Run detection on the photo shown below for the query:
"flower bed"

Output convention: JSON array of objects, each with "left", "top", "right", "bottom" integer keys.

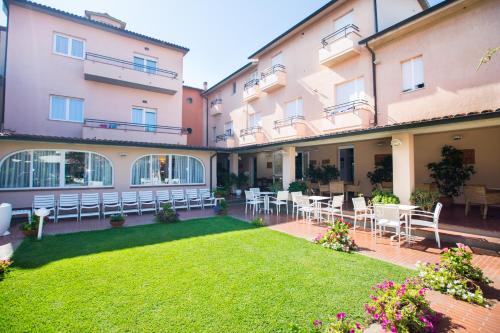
[
  {"left": 313, "top": 219, "right": 357, "bottom": 252},
  {"left": 0, "top": 259, "right": 12, "bottom": 280}
]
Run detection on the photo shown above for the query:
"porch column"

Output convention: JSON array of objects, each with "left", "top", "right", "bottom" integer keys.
[
  {"left": 229, "top": 153, "right": 239, "bottom": 176},
  {"left": 391, "top": 133, "right": 415, "bottom": 204},
  {"left": 282, "top": 146, "right": 296, "bottom": 190}
]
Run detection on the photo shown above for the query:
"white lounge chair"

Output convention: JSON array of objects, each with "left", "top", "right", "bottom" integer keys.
[
  {"left": 122, "top": 192, "right": 139, "bottom": 215},
  {"left": 352, "top": 197, "right": 374, "bottom": 232},
  {"left": 102, "top": 192, "right": 121, "bottom": 217},
  {"left": 270, "top": 191, "right": 289, "bottom": 215},
  {"left": 199, "top": 189, "right": 216, "bottom": 208},
  {"left": 32, "top": 195, "right": 56, "bottom": 221},
  {"left": 186, "top": 189, "right": 202, "bottom": 210},
  {"left": 56, "top": 193, "right": 80, "bottom": 222},
  {"left": 245, "top": 190, "right": 263, "bottom": 215},
  {"left": 409, "top": 202, "right": 443, "bottom": 248},
  {"left": 156, "top": 190, "right": 172, "bottom": 209},
  {"left": 171, "top": 189, "right": 188, "bottom": 210},
  {"left": 80, "top": 193, "right": 100, "bottom": 220},
  {"left": 139, "top": 191, "right": 157, "bottom": 214}
]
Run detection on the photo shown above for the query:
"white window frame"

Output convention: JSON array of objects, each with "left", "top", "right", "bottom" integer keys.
[
  {"left": 49, "top": 95, "right": 84, "bottom": 123},
  {"left": 131, "top": 107, "right": 157, "bottom": 131},
  {"left": 224, "top": 121, "right": 233, "bottom": 136},
  {"left": 130, "top": 154, "right": 205, "bottom": 186},
  {"left": 53, "top": 33, "right": 85, "bottom": 59},
  {"left": 0, "top": 149, "right": 114, "bottom": 190},
  {"left": 401, "top": 55, "right": 425, "bottom": 93},
  {"left": 335, "top": 77, "right": 365, "bottom": 105},
  {"left": 133, "top": 53, "right": 158, "bottom": 73},
  {"left": 271, "top": 52, "right": 283, "bottom": 66},
  {"left": 284, "top": 98, "right": 304, "bottom": 119},
  {"left": 248, "top": 112, "right": 262, "bottom": 128}
]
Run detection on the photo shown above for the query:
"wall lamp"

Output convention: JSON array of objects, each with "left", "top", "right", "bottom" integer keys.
[{"left": 390, "top": 139, "right": 402, "bottom": 147}]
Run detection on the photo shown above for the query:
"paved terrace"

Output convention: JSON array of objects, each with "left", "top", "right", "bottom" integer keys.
[{"left": 1, "top": 204, "right": 499, "bottom": 332}]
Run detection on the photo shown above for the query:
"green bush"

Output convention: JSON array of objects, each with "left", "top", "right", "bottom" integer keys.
[
  {"left": 371, "top": 190, "right": 400, "bottom": 205},
  {"left": 109, "top": 214, "right": 125, "bottom": 222},
  {"left": 410, "top": 190, "right": 440, "bottom": 211},
  {"left": 0, "top": 259, "right": 13, "bottom": 280},
  {"left": 269, "top": 180, "right": 283, "bottom": 193},
  {"left": 288, "top": 181, "right": 307, "bottom": 194},
  {"left": 367, "top": 155, "right": 393, "bottom": 186},
  {"left": 214, "top": 199, "right": 228, "bottom": 215},
  {"left": 250, "top": 217, "right": 265, "bottom": 227},
  {"left": 155, "top": 203, "right": 179, "bottom": 223}
]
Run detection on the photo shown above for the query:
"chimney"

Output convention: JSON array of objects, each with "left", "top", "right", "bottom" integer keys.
[
  {"left": 203, "top": 82, "right": 208, "bottom": 91},
  {"left": 85, "top": 11, "right": 126, "bottom": 29}
]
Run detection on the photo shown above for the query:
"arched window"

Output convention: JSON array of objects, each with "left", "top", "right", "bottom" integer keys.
[
  {"left": 131, "top": 154, "right": 204, "bottom": 185},
  {"left": 0, "top": 150, "right": 113, "bottom": 189}
]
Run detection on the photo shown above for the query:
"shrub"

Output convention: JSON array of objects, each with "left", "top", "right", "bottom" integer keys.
[
  {"left": 313, "top": 219, "right": 357, "bottom": 253},
  {"left": 214, "top": 199, "right": 228, "bottom": 215},
  {"left": 0, "top": 259, "right": 13, "bottom": 280},
  {"left": 288, "top": 181, "right": 307, "bottom": 194},
  {"left": 365, "top": 279, "right": 439, "bottom": 333},
  {"left": 269, "top": 180, "right": 283, "bottom": 193},
  {"left": 410, "top": 190, "right": 440, "bottom": 211},
  {"left": 367, "top": 155, "right": 393, "bottom": 186},
  {"left": 155, "top": 203, "right": 179, "bottom": 223},
  {"left": 371, "top": 190, "right": 400, "bottom": 205},
  {"left": 214, "top": 187, "right": 230, "bottom": 198},
  {"left": 250, "top": 217, "right": 264, "bottom": 227},
  {"left": 110, "top": 214, "right": 125, "bottom": 222},
  {"left": 306, "top": 165, "right": 339, "bottom": 184}
]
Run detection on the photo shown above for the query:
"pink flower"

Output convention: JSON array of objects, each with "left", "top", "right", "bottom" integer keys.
[
  {"left": 336, "top": 312, "right": 346, "bottom": 321},
  {"left": 441, "top": 247, "right": 449, "bottom": 253},
  {"left": 419, "top": 288, "right": 428, "bottom": 296},
  {"left": 313, "top": 319, "right": 322, "bottom": 327},
  {"left": 456, "top": 243, "right": 465, "bottom": 249},
  {"left": 355, "top": 323, "right": 361, "bottom": 329},
  {"left": 390, "top": 326, "right": 397, "bottom": 333}
]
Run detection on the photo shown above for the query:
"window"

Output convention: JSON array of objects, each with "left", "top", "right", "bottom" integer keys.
[
  {"left": 334, "top": 11, "right": 354, "bottom": 31},
  {"left": 402, "top": 56, "right": 424, "bottom": 92},
  {"left": 284, "top": 98, "right": 304, "bottom": 119},
  {"left": 53, "top": 33, "right": 85, "bottom": 59},
  {"left": 248, "top": 113, "right": 261, "bottom": 128},
  {"left": 272, "top": 53, "right": 283, "bottom": 66},
  {"left": 131, "top": 154, "right": 204, "bottom": 185},
  {"left": 335, "top": 77, "right": 365, "bottom": 104},
  {"left": 232, "top": 82, "right": 237, "bottom": 94},
  {"left": 186, "top": 97, "right": 193, "bottom": 104},
  {"left": 133, "top": 55, "right": 157, "bottom": 74},
  {"left": 50, "top": 95, "right": 84, "bottom": 122},
  {"left": 132, "top": 107, "right": 157, "bottom": 132},
  {"left": 224, "top": 121, "right": 233, "bottom": 136},
  {"left": 0, "top": 150, "right": 112, "bottom": 189}
]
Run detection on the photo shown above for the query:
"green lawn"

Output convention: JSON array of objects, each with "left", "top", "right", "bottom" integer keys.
[{"left": 0, "top": 217, "right": 410, "bottom": 332}]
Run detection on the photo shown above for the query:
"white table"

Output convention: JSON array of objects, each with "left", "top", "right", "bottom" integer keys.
[
  {"left": 259, "top": 192, "right": 275, "bottom": 214},
  {"left": 397, "top": 204, "right": 419, "bottom": 242},
  {"left": 308, "top": 196, "right": 330, "bottom": 221}
]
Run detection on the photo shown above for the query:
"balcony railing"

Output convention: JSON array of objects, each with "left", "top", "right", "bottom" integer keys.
[
  {"left": 274, "top": 115, "right": 305, "bottom": 129},
  {"left": 260, "top": 64, "right": 286, "bottom": 79},
  {"left": 240, "top": 126, "right": 262, "bottom": 136},
  {"left": 84, "top": 118, "right": 191, "bottom": 135},
  {"left": 85, "top": 52, "right": 178, "bottom": 79},
  {"left": 210, "top": 98, "right": 222, "bottom": 107},
  {"left": 243, "top": 78, "right": 259, "bottom": 91},
  {"left": 321, "top": 24, "right": 360, "bottom": 46},
  {"left": 215, "top": 129, "right": 234, "bottom": 142},
  {"left": 324, "top": 99, "right": 370, "bottom": 116}
]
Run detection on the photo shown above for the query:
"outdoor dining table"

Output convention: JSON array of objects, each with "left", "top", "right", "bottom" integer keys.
[
  {"left": 308, "top": 195, "right": 330, "bottom": 221},
  {"left": 259, "top": 191, "right": 275, "bottom": 214},
  {"left": 396, "top": 204, "right": 419, "bottom": 242}
]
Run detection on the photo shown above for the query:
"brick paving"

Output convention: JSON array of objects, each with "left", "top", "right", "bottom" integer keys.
[{"left": 1, "top": 204, "right": 499, "bottom": 332}]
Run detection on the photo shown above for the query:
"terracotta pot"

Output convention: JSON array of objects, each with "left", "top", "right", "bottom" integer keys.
[
  {"left": 109, "top": 220, "right": 125, "bottom": 228},
  {"left": 22, "top": 229, "right": 37, "bottom": 237},
  {"left": 440, "top": 196, "right": 454, "bottom": 207}
]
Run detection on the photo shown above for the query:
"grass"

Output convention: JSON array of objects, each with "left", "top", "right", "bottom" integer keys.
[{"left": 0, "top": 217, "right": 410, "bottom": 332}]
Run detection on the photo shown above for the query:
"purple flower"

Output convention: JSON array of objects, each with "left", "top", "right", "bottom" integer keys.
[
  {"left": 336, "top": 312, "right": 346, "bottom": 321},
  {"left": 390, "top": 326, "right": 397, "bottom": 333},
  {"left": 373, "top": 314, "right": 379, "bottom": 320},
  {"left": 355, "top": 323, "right": 361, "bottom": 329},
  {"left": 313, "top": 319, "right": 322, "bottom": 327}
]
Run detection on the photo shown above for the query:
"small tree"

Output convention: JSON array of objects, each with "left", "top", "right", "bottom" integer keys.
[
  {"left": 427, "top": 145, "right": 475, "bottom": 198},
  {"left": 367, "top": 155, "right": 393, "bottom": 186}
]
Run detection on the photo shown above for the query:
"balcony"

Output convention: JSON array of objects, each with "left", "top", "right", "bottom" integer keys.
[
  {"left": 323, "top": 99, "right": 373, "bottom": 132},
  {"left": 210, "top": 99, "right": 223, "bottom": 116},
  {"left": 242, "top": 79, "right": 260, "bottom": 102},
  {"left": 260, "top": 64, "right": 286, "bottom": 93},
  {"left": 318, "top": 25, "right": 361, "bottom": 67},
  {"left": 215, "top": 130, "right": 235, "bottom": 147},
  {"left": 273, "top": 115, "right": 307, "bottom": 138},
  {"left": 84, "top": 52, "right": 179, "bottom": 94},
  {"left": 240, "top": 126, "right": 265, "bottom": 145},
  {"left": 82, "top": 118, "right": 190, "bottom": 144}
]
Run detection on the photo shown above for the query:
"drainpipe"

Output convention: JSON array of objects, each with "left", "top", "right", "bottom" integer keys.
[
  {"left": 373, "top": 0, "right": 379, "bottom": 33},
  {"left": 209, "top": 153, "right": 217, "bottom": 190},
  {"left": 203, "top": 81, "right": 208, "bottom": 146},
  {"left": 365, "top": 42, "right": 378, "bottom": 127}
]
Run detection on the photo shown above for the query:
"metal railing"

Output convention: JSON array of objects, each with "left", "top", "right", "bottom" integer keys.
[
  {"left": 85, "top": 52, "right": 178, "bottom": 79},
  {"left": 240, "top": 126, "right": 262, "bottom": 136},
  {"left": 321, "top": 24, "right": 360, "bottom": 46},
  {"left": 84, "top": 118, "right": 191, "bottom": 135},
  {"left": 260, "top": 64, "right": 286, "bottom": 79},
  {"left": 210, "top": 98, "right": 222, "bottom": 107},
  {"left": 243, "top": 78, "right": 259, "bottom": 91},
  {"left": 274, "top": 115, "right": 305, "bottom": 128},
  {"left": 324, "top": 99, "right": 370, "bottom": 116},
  {"left": 215, "top": 129, "right": 234, "bottom": 142}
]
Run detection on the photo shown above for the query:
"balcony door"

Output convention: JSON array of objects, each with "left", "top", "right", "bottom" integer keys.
[
  {"left": 335, "top": 78, "right": 364, "bottom": 106},
  {"left": 338, "top": 146, "right": 354, "bottom": 183},
  {"left": 248, "top": 112, "right": 261, "bottom": 129},
  {"left": 132, "top": 107, "right": 157, "bottom": 132}
]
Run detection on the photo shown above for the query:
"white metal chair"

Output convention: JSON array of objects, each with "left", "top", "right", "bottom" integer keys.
[
  {"left": 199, "top": 189, "right": 216, "bottom": 208},
  {"left": 156, "top": 190, "right": 172, "bottom": 209},
  {"left": 56, "top": 194, "right": 80, "bottom": 222},
  {"left": 409, "top": 202, "right": 443, "bottom": 248},
  {"left": 122, "top": 192, "right": 139, "bottom": 215},
  {"left": 80, "top": 193, "right": 101, "bottom": 220},
  {"left": 186, "top": 189, "right": 202, "bottom": 209},
  {"left": 171, "top": 189, "right": 188, "bottom": 210},
  {"left": 139, "top": 191, "right": 157, "bottom": 214},
  {"left": 32, "top": 195, "right": 56, "bottom": 221},
  {"left": 245, "top": 190, "right": 263, "bottom": 215},
  {"left": 249, "top": 187, "right": 261, "bottom": 199},
  {"left": 352, "top": 197, "right": 374, "bottom": 232},
  {"left": 290, "top": 191, "right": 303, "bottom": 216},
  {"left": 270, "top": 191, "right": 289, "bottom": 215},
  {"left": 102, "top": 192, "right": 121, "bottom": 217},
  {"left": 320, "top": 195, "right": 344, "bottom": 221},
  {"left": 374, "top": 204, "right": 405, "bottom": 245},
  {"left": 296, "top": 196, "right": 315, "bottom": 222}
]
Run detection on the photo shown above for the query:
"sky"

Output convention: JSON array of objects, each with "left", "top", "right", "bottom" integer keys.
[{"left": 35, "top": 0, "right": 443, "bottom": 88}]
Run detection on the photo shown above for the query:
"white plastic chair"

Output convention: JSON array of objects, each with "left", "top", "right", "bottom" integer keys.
[
  {"left": 32, "top": 195, "right": 56, "bottom": 221},
  {"left": 171, "top": 189, "right": 188, "bottom": 210},
  {"left": 374, "top": 204, "right": 405, "bottom": 245},
  {"left": 270, "top": 191, "right": 289, "bottom": 215},
  {"left": 296, "top": 196, "right": 315, "bottom": 222},
  {"left": 352, "top": 197, "right": 374, "bottom": 232},
  {"left": 290, "top": 191, "right": 303, "bottom": 216},
  {"left": 409, "top": 202, "right": 443, "bottom": 248},
  {"left": 102, "top": 192, "right": 121, "bottom": 217},
  {"left": 139, "top": 191, "right": 157, "bottom": 214},
  {"left": 250, "top": 187, "right": 261, "bottom": 199},
  {"left": 156, "top": 190, "right": 172, "bottom": 209},
  {"left": 80, "top": 193, "right": 100, "bottom": 220},
  {"left": 320, "top": 195, "right": 344, "bottom": 221},
  {"left": 186, "top": 189, "right": 202, "bottom": 209},
  {"left": 199, "top": 189, "right": 216, "bottom": 208},
  {"left": 56, "top": 194, "right": 80, "bottom": 222},
  {"left": 245, "top": 190, "right": 263, "bottom": 215},
  {"left": 122, "top": 192, "right": 139, "bottom": 215}
]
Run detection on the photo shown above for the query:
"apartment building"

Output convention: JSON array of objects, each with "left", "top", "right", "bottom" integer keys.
[
  {"left": 0, "top": 0, "right": 215, "bottom": 208},
  {"left": 182, "top": 85, "right": 205, "bottom": 146},
  {"left": 204, "top": 0, "right": 500, "bottom": 203}
]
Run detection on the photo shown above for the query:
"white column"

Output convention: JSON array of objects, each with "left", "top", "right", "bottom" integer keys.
[
  {"left": 391, "top": 133, "right": 415, "bottom": 204},
  {"left": 282, "top": 146, "right": 296, "bottom": 190}
]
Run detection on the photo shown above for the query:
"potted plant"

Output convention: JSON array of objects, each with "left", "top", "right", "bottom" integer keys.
[
  {"left": 21, "top": 215, "right": 40, "bottom": 237},
  {"left": 0, "top": 259, "right": 13, "bottom": 280},
  {"left": 410, "top": 189, "right": 440, "bottom": 211},
  {"left": 367, "top": 155, "right": 393, "bottom": 188},
  {"left": 319, "top": 164, "right": 339, "bottom": 184},
  {"left": 370, "top": 189, "right": 400, "bottom": 204},
  {"left": 155, "top": 203, "right": 179, "bottom": 223},
  {"left": 109, "top": 214, "right": 125, "bottom": 228},
  {"left": 214, "top": 199, "right": 228, "bottom": 215},
  {"left": 214, "top": 187, "right": 228, "bottom": 198},
  {"left": 427, "top": 145, "right": 475, "bottom": 206},
  {"left": 288, "top": 181, "right": 307, "bottom": 194},
  {"left": 233, "top": 172, "right": 249, "bottom": 197},
  {"left": 269, "top": 179, "right": 283, "bottom": 193}
]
